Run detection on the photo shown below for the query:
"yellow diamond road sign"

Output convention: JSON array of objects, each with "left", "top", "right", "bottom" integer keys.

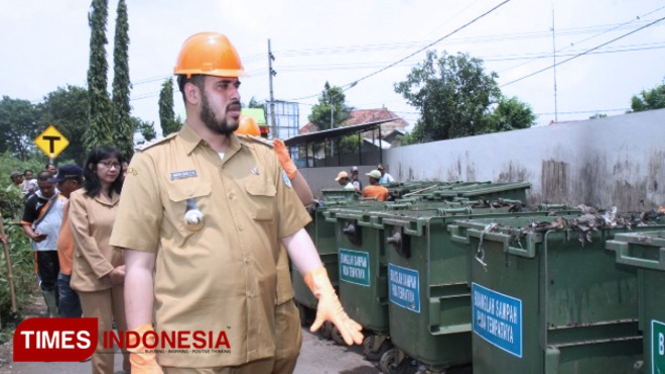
[{"left": 34, "top": 125, "right": 69, "bottom": 159}]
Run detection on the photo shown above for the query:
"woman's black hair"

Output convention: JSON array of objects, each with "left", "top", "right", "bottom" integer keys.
[{"left": 83, "top": 145, "right": 125, "bottom": 198}]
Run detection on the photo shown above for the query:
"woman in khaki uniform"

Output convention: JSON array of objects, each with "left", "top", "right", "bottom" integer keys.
[{"left": 70, "top": 146, "right": 130, "bottom": 373}]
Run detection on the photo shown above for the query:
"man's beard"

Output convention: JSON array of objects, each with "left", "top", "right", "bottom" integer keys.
[{"left": 200, "top": 92, "right": 239, "bottom": 135}]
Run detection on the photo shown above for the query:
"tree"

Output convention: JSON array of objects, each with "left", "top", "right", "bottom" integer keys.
[
  {"left": 631, "top": 78, "right": 665, "bottom": 112},
  {"left": 159, "top": 78, "right": 181, "bottom": 136},
  {"left": 248, "top": 97, "right": 266, "bottom": 113},
  {"left": 111, "top": 0, "right": 134, "bottom": 159},
  {"left": 308, "top": 82, "right": 353, "bottom": 131},
  {"left": 84, "top": 0, "right": 113, "bottom": 151},
  {"left": 133, "top": 117, "right": 156, "bottom": 143},
  {"left": 394, "top": 50, "right": 501, "bottom": 143},
  {"left": 37, "top": 86, "right": 89, "bottom": 164},
  {"left": 483, "top": 96, "right": 535, "bottom": 132},
  {"left": 0, "top": 96, "right": 39, "bottom": 159}
]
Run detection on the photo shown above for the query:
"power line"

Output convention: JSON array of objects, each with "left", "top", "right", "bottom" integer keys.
[
  {"left": 498, "top": 5, "right": 665, "bottom": 74},
  {"left": 501, "top": 15, "right": 665, "bottom": 87},
  {"left": 286, "top": 0, "right": 512, "bottom": 101}
]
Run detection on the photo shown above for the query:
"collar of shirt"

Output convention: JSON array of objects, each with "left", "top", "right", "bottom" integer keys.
[
  {"left": 178, "top": 122, "right": 243, "bottom": 163},
  {"left": 93, "top": 190, "right": 120, "bottom": 207}
]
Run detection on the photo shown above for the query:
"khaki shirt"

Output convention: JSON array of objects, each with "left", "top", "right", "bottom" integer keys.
[
  {"left": 109, "top": 124, "right": 311, "bottom": 368},
  {"left": 69, "top": 189, "right": 123, "bottom": 291}
]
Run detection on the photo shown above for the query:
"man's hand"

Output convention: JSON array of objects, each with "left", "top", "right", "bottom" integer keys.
[
  {"left": 101, "top": 265, "right": 126, "bottom": 285},
  {"left": 32, "top": 232, "right": 47, "bottom": 243},
  {"left": 304, "top": 267, "right": 363, "bottom": 345}
]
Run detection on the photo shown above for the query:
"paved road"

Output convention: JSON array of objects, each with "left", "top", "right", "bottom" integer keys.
[{"left": 1, "top": 327, "right": 381, "bottom": 374}]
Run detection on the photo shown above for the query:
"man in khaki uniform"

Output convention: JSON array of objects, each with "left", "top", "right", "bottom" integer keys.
[{"left": 110, "top": 32, "right": 362, "bottom": 374}]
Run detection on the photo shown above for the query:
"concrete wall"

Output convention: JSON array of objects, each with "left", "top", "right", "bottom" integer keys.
[
  {"left": 383, "top": 109, "right": 665, "bottom": 210},
  {"left": 299, "top": 109, "right": 665, "bottom": 210}
]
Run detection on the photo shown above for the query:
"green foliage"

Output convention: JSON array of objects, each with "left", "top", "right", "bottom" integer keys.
[
  {"left": 483, "top": 96, "right": 535, "bottom": 132},
  {"left": 394, "top": 50, "right": 501, "bottom": 142},
  {"left": 395, "top": 132, "right": 415, "bottom": 146},
  {"left": 308, "top": 82, "right": 353, "bottom": 131},
  {"left": 133, "top": 117, "right": 156, "bottom": 144},
  {"left": 111, "top": 0, "right": 134, "bottom": 160},
  {"left": 0, "top": 216, "right": 39, "bottom": 325},
  {"left": 0, "top": 96, "right": 40, "bottom": 160},
  {"left": 159, "top": 78, "right": 181, "bottom": 136},
  {"left": 248, "top": 97, "right": 266, "bottom": 113},
  {"left": 85, "top": 0, "right": 113, "bottom": 151},
  {"left": 631, "top": 78, "right": 665, "bottom": 112},
  {"left": 37, "top": 85, "right": 89, "bottom": 165},
  {"left": 589, "top": 113, "right": 607, "bottom": 119},
  {"left": 339, "top": 134, "right": 362, "bottom": 154}
]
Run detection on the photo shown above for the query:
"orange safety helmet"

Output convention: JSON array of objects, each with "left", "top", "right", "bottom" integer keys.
[
  {"left": 236, "top": 115, "right": 261, "bottom": 137},
  {"left": 174, "top": 32, "right": 247, "bottom": 78}
]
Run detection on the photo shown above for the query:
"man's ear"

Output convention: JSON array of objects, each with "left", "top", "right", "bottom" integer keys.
[{"left": 184, "top": 82, "right": 201, "bottom": 105}]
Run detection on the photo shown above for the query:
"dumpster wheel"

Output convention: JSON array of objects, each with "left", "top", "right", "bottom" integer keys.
[
  {"left": 320, "top": 321, "right": 334, "bottom": 340},
  {"left": 379, "top": 348, "right": 418, "bottom": 374},
  {"left": 331, "top": 325, "right": 346, "bottom": 345},
  {"left": 296, "top": 302, "right": 315, "bottom": 327},
  {"left": 362, "top": 335, "right": 392, "bottom": 361}
]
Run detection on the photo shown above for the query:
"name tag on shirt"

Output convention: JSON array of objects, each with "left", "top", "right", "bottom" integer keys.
[{"left": 170, "top": 170, "right": 198, "bottom": 180}]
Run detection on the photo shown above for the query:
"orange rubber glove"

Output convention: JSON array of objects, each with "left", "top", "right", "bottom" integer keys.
[
  {"left": 304, "top": 266, "right": 364, "bottom": 345},
  {"left": 127, "top": 323, "right": 163, "bottom": 374},
  {"left": 273, "top": 139, "right": 297, "bottom": 180}
]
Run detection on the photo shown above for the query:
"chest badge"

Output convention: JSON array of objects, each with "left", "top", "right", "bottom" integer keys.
[{"left": 251, "top": 167, "right": 260, "bottom": 175}]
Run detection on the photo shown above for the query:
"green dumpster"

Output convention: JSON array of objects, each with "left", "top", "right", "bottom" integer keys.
[
  {"left": 450, "top": 215, "right": 661, "bottom": 374},
  {"left": 380, "top": 207, "right": 578, "bottom": 373},
  {"left": 606, "top": 230, "right": 665, "bottom": 374},
  {"left": 419, "top": 182, "right": 531, "bottom": 203},
  {"left": 323, "top": 203, "right": 397, "bottom": 352}
]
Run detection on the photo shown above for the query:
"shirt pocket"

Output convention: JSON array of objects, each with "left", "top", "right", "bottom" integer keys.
[
  {"left": 165, "top": 182, "right": 212, "bottom": 235},
  {"left": 244, "top": 179, "right": 276, "bottom": 221}
]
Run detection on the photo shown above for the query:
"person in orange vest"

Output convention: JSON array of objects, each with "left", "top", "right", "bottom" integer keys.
[{"left": 362, "top": 170, "right": 389, "bottom": 201}]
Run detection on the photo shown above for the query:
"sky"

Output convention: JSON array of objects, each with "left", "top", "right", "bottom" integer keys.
[{"left": 1, "top": 0, "right": 664, "bottom": 139}]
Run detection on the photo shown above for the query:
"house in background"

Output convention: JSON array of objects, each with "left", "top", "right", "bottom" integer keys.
[{"left": 297, "top": 107, "right": 408, "bottom": 164}]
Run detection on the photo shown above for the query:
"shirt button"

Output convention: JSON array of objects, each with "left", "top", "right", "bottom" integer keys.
[
  {"left": 238, "top": 224, "right": 244, "bottom": 231},
  {"left": 244, "top": 257, "right": 252, "bottom": 264},
  {"left": 247, "top": 291, "right": 255, "bottom": 298}
]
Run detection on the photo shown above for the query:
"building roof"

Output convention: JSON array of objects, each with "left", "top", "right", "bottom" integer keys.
[
  {"left": 362, "top": 137, "right": 391, "bottom": 150},
  {"left": 285, "top": 118, "right": 398, "bottom": 147},
  {"left": 299, "top": 107, "right": 408, "bottom": 134}
]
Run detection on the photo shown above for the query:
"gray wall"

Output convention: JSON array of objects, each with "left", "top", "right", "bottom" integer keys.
[
  {"left": 383, "top": 109, "right": 665, "bottom": 210},
  {"left": 299, "top": 109, "right": 665, "bottom": 210}
]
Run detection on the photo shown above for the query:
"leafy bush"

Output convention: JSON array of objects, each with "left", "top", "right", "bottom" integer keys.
[{"left": 0, "top": 217, "right": 37, "bottom": 326}]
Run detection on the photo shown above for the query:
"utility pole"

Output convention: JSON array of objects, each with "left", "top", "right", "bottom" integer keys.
[
  {"left": 268, "top": 39, "right": 277, "bottom": 138},
  {"left": 551, "top": 7, "right": 558, "bottom": 123}
]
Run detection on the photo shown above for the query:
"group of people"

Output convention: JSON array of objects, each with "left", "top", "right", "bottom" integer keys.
[
  {"left": 16, "top": 148, "right": 131, "bottom": 372},
  {"left": 9, "top": 32, "right": 365, "bottom": 374},
  {"left": 334, "top": 163, "right": 395, "bottom": 201}
]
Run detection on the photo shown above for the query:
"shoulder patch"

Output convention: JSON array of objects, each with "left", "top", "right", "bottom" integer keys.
[
  {"left": 135, "top": 133, "right": 178, "bottom": 152},
  {"left": 282, "top": 170, "right": 292, "bottom": 189},
  {"left": 237, "top": 134, "right": 274, "bottom": 148}
]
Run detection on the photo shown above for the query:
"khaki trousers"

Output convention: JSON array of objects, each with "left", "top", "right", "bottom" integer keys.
[
  {"left": 271, "top": 299, "right": 302, "bottom": 374},
  {"left": 79, "top": 285, "right": 130, "bottom": 374},
  {"left": 163, "top": 358, "right": 274, "bottom": 374},
  {"left": 162, "top": 300, "right": 302, "bottom": 374}
]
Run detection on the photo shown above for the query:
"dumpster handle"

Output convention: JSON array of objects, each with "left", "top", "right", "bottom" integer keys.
[
  {"left": 322, "top": 210, "right": 338, "bottom": 223},
  {"left": 448, "top": 224, "right": 469, "bottom": 244},
  {"left": 469, "top": 227, "right": 538, "bottom": 259},
  {"left": 382, "top": 217, "right": 425, "bottom": 237},
  {"left": 606, "top": 240, "right": 665, "bottom": 271},
  {"left": 436, "top": 207, "right": 473, "bottom": 216}
]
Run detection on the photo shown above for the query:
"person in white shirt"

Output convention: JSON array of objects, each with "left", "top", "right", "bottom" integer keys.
[
  {"left": 377, "top": 164, "right": 395, "bottom": 184},
  {"left": 335, "top": 171, "right": 356, "bottom": 191}
]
